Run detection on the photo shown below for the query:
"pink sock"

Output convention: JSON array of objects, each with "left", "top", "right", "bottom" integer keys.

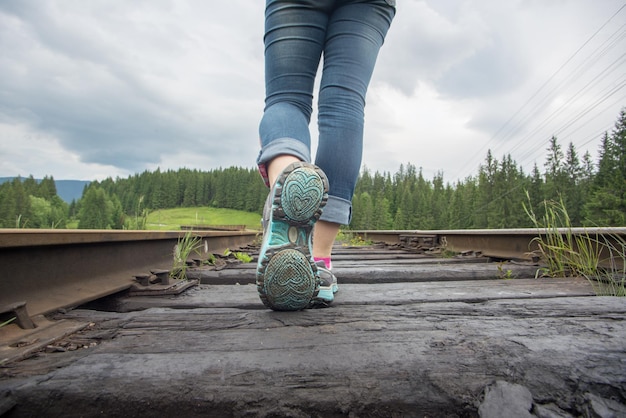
[{"left": 314, "top": 256, "right": 332, "bottom": 270}]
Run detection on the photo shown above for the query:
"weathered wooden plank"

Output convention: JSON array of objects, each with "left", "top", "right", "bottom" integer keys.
[
  {"left": 190, "top": 262, "right": 541, "bottom": 285},
  {"left": 1, "top": 242, "right": 623, "bottom": 418},
  {"left": 225, "top": 256, "right": 491, "bottom": 268},
  {"left": 1, "top": 296, "right": 624, "bottom": 417},
  {"left": 112, "top": 278, "right": 595, "bottom": 312},
  {"left": 0, "top": 316, "right": 90, "bottom": 365}
]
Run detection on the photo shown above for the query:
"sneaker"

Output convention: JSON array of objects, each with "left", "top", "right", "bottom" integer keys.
[
  {"left": 256, "top": 162, "right": 329, "bottom": 311},
  {"left": 312, "top": 261, "right": 338, "bottom": 306}
]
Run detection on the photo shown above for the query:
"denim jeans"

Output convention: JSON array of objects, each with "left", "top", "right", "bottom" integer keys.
[{"left": 257, "top": 0, "right": 395, "bottom": 225}]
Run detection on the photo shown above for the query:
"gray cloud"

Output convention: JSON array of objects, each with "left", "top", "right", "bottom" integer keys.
[
  {"left": 375, "top": 0, "right": 493, "bottom": 94},
  {"left": 0, "top": 0, "right": 624, "bottom": 183},
  {"left": 0, "top": 1, "right": 264, "bottom": 173},
  {"left": 436, "top": 35, "right": 528, "bottom": 99}
]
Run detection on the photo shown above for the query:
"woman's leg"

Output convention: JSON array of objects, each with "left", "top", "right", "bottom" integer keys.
[
  {"left": 256, "top": 0, "right": 334, "bottom": 311},
  {"left": 313, "top": 1, "right": 395, "bottom": 257},
  {"left": 257, "top": 0, "right": 331, "bottom": 175}
]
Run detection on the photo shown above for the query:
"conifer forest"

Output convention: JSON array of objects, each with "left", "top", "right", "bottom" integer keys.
[{"left": 1, "top": 109, "right": 625, "bottom": 230}]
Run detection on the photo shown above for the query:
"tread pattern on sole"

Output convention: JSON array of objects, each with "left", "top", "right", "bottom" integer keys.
[{"left": 256, "top": 162, "right": 329, "bottom": 311}]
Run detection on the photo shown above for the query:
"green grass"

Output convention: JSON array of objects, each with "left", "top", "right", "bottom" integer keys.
[
  {"left": 524, "top": 193, "right": 626, "bottom": 296},
  {"left": 336, "top": 230, "right": 374, "bottom": 246},
  {"left": 0, "top": 317, "right": 15, "bottom": 329},
  {"left": 146, "top": 207, "right": 262, "bottom": 230},
  {"left": 171, "top": 230, "right": 204, "bottom": 280}
]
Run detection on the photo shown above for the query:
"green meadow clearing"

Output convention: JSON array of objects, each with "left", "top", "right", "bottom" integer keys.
[{"left": 146, "top": 207, "right": 262, "bottom": 230}]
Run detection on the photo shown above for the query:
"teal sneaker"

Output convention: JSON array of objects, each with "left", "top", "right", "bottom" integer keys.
[
  {"left": 312, "top": 262, "right": 338, "bottom": 307},
  {"left": 256, "top": 162, "right": 329, "bottom": 311}
]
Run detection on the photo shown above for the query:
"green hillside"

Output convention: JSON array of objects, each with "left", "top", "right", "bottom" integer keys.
[{"left": 145, "top": 207, "right": 262, "bottom": 230}]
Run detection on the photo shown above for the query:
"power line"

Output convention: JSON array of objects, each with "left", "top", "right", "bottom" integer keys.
[
  {"left": 500, "top": 30, "right": 626, "bottom": 168},
  {"left": 450, "top": 3, "right": 626, "bottom": 181},
  {"left": 515, "top": 78, "right": 626, "bottom": 167},
  {"left": 451, "top": 4, "right": 626, "bottom": 228},
  {"left": 510, "top": 55, "right": 625, "bottom": 162}
]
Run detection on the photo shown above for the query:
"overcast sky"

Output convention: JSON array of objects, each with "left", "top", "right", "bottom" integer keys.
[{"left": 1, "top": 1, "right": 624, "bottom": 183}]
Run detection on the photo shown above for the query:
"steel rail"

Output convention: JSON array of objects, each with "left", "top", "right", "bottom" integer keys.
[
  {"left": 2, "top": 227, "right": 624, "bottom": 329},
  {"left": 352, "top": 227, "right": 626, "bottom": 262},
  {"left": 0, "top": 229, "right": 258, "bottom": 321}
]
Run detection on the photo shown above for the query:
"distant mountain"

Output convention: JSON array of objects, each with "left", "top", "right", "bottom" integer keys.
[
  {"left": 53, "top": 180, "right": 91, "bottom": 202},
  {"left": 0, "top": 177, "right": 90, "bottom": 203}
]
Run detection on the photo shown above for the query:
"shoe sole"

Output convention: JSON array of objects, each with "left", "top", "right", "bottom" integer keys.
[{"left": 257, "top": 162, "right": 328, "bottom": 311}]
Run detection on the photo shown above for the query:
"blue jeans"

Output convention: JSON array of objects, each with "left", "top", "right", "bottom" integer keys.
[{"left": 257, "top": 0, "right": 395, "bottom": 225}]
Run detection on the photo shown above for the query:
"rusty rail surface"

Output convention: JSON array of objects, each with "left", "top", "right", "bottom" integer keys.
[
  {"left": 1, "top": 227, "right": 624, "bottom": 329},
  {"left": 353, "top": 227, "right": 626, "bottom": 262},
  {"left": 0, "top": 229, "right": 258, "bottom": 321}
]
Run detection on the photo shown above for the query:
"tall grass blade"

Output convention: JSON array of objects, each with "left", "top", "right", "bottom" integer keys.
[{"left": 524, "top": 191, "right": 625, "bottom": 296}]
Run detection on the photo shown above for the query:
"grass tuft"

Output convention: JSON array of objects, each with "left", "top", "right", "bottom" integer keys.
[
  {"left": 171, "top": 231, "right": 203, "bottom": 280},
  {"left": 337, "top": 231, "right": 374, "bottom": 246},
  {"left": 524, "top": 192, "right": 625, "bottom": 296}
]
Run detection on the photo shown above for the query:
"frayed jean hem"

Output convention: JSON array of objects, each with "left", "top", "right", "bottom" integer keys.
[
  {"left": 256, "top": 138, "right": 352, "bottom": 225},
  {"left": 320, "top": 195, "right": 351, "bottom": 225},
  {"left": 256, "top": 137, "right": 311, "bottom": 168}
]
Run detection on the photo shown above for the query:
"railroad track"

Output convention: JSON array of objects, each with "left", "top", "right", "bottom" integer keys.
[
  {"left": 1, "top": 227, "right": 624, "bottom": 330},
  {"left": 0, "top": 229, "right": 258, "bottom": 322},
  {"left": 2, "top": 227, "right": 625, "bottom": 416}
]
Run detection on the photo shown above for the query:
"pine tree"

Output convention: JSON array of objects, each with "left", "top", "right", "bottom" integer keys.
[
  {"left": 477, "top": 150, "right": 497, "bottom": 228},
  {"left": 22, "top": 175, "right": 38, "bottom": 196},
  {"left": 431, "top": 172, "right": 448, "bottom": 229},
  {"left": 563, "top": 142, "right": 583, "bottom": 225},
  {"left": 392, "top": 184, "right": 412, "bottom": 229},
  {"left": 412, "top": 168, "right": 433, "bottom": 229},
  {"left": 585, "top": 109, "right": 626, "bottom": 225},
  {"left": 527, "top": 163, "right": 544, "bottom": 214},
  {"left": 0, "top": 182, "right": 16, "bottom": 227},
  {"left": 11, "top": 178, "right": 32, "bottom": 227},
  {"left": 351, "top": 192, "right": 373, "bottom": 229},
  {"left": 544, "top": 136, "right": 566, "bottom": 201},
  {"left": 78, "top": 187, "right": 124, "bottom": 229},
  {"left": 38, "top": 176, "right": 57, "bottom": 200}
]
